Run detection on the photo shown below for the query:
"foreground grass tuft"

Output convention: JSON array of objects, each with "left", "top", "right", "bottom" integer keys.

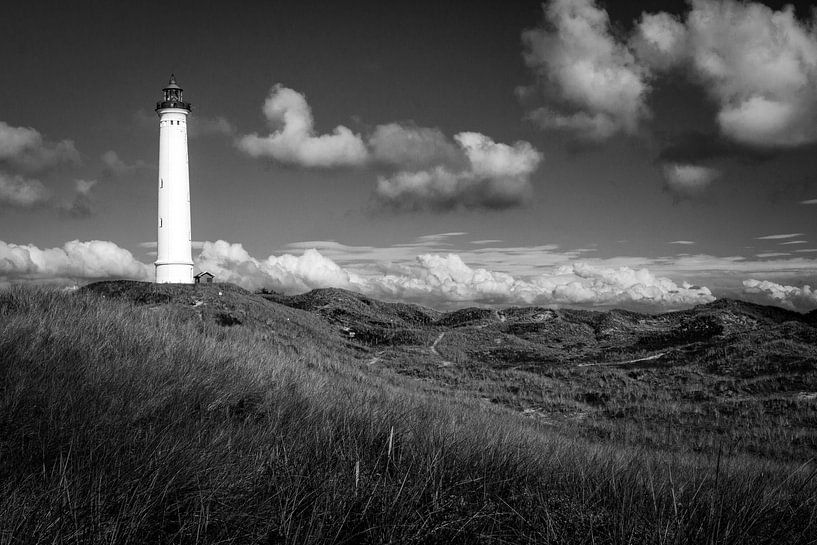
[{"left": 1, "top": 285, "right": 815, "bottom": 544}]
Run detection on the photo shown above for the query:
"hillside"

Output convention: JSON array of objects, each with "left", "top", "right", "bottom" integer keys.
[
  {"left": 267, "top": 288, "right": 817, "bottom": 462},
  {"left": 85, "top": 281, "right": 337, "bottom": 340},
  {"left": 1, "top": 282, "right": 816, "bottom": 543}
]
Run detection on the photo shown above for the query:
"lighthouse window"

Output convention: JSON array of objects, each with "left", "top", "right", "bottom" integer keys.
[
  {"left": 160, "top": 179, "right": 163, "bottom": 188},
  {"left": 160, "top": 218, "right": 163, "bottom": 228}
]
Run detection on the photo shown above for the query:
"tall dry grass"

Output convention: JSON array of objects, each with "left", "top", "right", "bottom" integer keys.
[{"left": 0, "top": 286, "right": 815, "bottom": 544}]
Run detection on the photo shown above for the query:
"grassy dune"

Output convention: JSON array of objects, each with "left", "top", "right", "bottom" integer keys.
[{"left": 1, "top": 284, "right": 816, "bottom": 544}]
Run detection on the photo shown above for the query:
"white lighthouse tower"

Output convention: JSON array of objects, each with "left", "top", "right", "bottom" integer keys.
[{"left": 154, "top": 74, "right": 193, "bottom": 284}]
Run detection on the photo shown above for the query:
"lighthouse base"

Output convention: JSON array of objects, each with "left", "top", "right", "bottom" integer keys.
[{"left": 155, "top": 262, "right": 194, "bottom": 284}]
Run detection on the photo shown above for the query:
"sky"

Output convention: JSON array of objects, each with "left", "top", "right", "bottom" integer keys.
[{"left": 1, "top": 0, "right": 817, "bottom": 311}]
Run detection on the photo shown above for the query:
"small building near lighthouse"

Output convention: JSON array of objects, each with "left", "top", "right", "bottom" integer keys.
[
  {"left": 194, "top": 271, "right": 215, "bottom": 284},
  {"left": 155, "top": 74, "right": 194, "bottom": 284}
]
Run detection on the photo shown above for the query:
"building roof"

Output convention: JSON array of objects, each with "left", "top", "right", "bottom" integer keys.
[
  {"left": 163, "top": 73, "right": 182, "bottom": 91},
  {"left": 194, "top": 271, "right": 214, "bottom": 278}
]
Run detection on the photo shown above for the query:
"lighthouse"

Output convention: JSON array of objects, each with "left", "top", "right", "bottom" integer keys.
[{"left": 154, "top": 74, "right": 193, "bottom": 284}]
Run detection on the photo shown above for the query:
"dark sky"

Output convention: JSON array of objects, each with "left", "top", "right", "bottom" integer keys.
[{"left": 1, "top": 0, "right": 816, "bottom": 310}]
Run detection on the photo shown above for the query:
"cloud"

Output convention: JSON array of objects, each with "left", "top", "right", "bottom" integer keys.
[
  {"left": 374, "top": 132, "right": 543, "bottom": 211},
  {"left": 0, "top": 236, "right": 715, "bottom": 310},
  {"left": 368, "top": 123, "right": 465, "bottom": 171},
  {"left": 800, "top": 199, "right": 817, "bottom": 205},
  {"left": 756, "top": 233, "right": 805, "bottom": 240},
  {"left": 522, "top": 1, "right": 817, "bottom": 148},
  {"left": 630, "top": 11, "right": 688, "bottom": 71},
  {"left": 521, "top": 0, "right": 651, "bottom": 140},
  {"left": 0, "top": 239, "right": 150, "bottom": 284},
  {"left": 192, "top": 240, "right": 713, "bottom": 309},
  {"left": 236, "top": 85, "right": 543, "bottom": 212},
  {"left": 282, "top": 239, "right": 594, "bottom": 277},
  {"left": 100, "top": 150, "right": 151, "bottom": 179},
  {"left": 655, "top": 0, "right": 817, "bottom": 148},
  {"left": 0, "top": 119, "right": 92, "bottom": 215},
  {"left": 195, "top": 240, "right": 354, "bottom": 293},
  {"left": 0, "top": 171, "right": 99, "bottom": 217},
  {"left": 236, "top": 85, "right": 369, "bottom": 168},
  {"left": 59, "top": 179, "right": 98, "bottom": 218},
  {"left": 0, "top": 121, "right": 79, "bottom": 173},
  {"left": 100, "top": 151, "right": 129, "bottom": 176},
  {"left": 9, "top": 236, "right": 817, "bottom": 312},
  {"left": 414, "top": 232, "right": 468, "bottom": 244},
  {"left": 188, "top": 116, "right": 235, "bottom": 138},
  {"left": 364, "top": 254, "right": 714, "bottom": 309},
  {"left": 670, "top": 240, "right": 696, "bottom": 245},
  {"left": 779, "top": 240, "right": 808, "bottom": 245},
  {"left": 279, "top": 238, "right": 817, "bottom": 290},
  {"left": 756, "top": 252, "right": 791, "bottom": 258},
  {"left": 661, "top": 163, "right": 720, "bottom": 196},
  {"left": 0, "top": 172, "right": 50, "bottom": 208},
  {"left": 742, "top": 279, "right": 817, "bottom": 311}
]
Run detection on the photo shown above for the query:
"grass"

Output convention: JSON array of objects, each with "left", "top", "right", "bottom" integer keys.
[
  {"left": 294, "top": 289, "right": 817, "bottom": 464},
  {"left": 1, "top": 284, "right": 816, "bottom": 543}
]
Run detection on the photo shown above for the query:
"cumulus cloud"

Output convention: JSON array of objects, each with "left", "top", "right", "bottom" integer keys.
[
  {"left": 683, "top": 0, "right": 817, "bottom": 147},
  {"left": 521, "top": 0, "right": 651, "bottom": 140},
  {"left": 630, "top": 11, "right": 688, "bottom": 71},
  {"left": 368, "top": 123, "right": 465, "bottom": 171},
  {"left": 632, "top": 0, "right": 817, "bottom": 148},
  {"left": 18, "top": 237, "right": 817, "bottom": 312},
  {"left": 192, "top": 241, "right": 712, "bottom": 309},
  {"left": 195, "top": 240, "right": 354, "bottom": 293},
  {"left": 0, "top": 240, "right": 150, "bottom": 284},
  {"left": 236, "top": 84, "right": 543, "bottom": 211},
  {"left": 236, "top": 85, "right": 369, "bottom": 168},
  {"left": 661, "top": 163, "right": 720, "bottom": 196},
  {"left": 365, "top": 254, "right": 713, "bottom": 308},
  {"left": 0, "top": 121, "right": 79, "bottom": 173},
  {"left": 0, "top": 172, "right": 50, "bottom": 208},
  {"left": 375, "top": 132, "right": 543, "bottom": 211},
  {"left": 522, "top": 1, "right": 817, "bottom": 148},
  {"left": 742, "top": 279, "right": 817, "bottom": 311}
]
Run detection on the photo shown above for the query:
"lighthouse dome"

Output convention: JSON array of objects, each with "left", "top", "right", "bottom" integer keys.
[{"left": 163, "top": 74, "right": 182, "bottom": 91}]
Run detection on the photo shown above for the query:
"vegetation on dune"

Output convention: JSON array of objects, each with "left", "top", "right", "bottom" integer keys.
[
  {"left": 1, "top": 283, "right": 816, "bottom": 544},
  {"left": 267, "top": 287, "right": 817, "bottom": 463}
]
